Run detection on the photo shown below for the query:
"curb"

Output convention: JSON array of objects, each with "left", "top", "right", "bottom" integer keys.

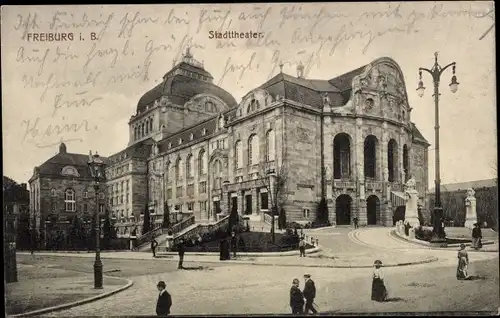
[
  {"left": 391, "top": 230, "right": 498, "bottom": 252},
  {"left": 162, "top": 255, "right": 439, "bottom": 269},
  {"left": 155, "top": 246, "right": 321, "bottom": 258},
  {"left": 9, "top": 276, "right": 134, "bottom": 318}
]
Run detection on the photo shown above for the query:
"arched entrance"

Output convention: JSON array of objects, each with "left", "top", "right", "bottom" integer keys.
[
  {"left": 393, "top": 206, "right": 405, "bottom": 225},
  {"left": 335, "top": 195, "right": 352, "bottom": 225},
  {"left": 366, "top": 195, "right": 380, "bottom": 225}
]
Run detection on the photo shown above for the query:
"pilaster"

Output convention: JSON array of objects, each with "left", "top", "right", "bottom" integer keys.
[
  {"left": 358, "top": 198, "right": 367, "bottom": 226},
  {"left": 252, "top": 187, "right": 259, "bottom": 216}
]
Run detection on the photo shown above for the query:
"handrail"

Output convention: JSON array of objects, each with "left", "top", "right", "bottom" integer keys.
[
  {"left": 173, "top": 215, "right": 230, "bottom": 245},
  {"left": 136, "top": 224, "right": 163, "bottom": 247},
  {"left": 137, "top": 216, "right": 195, "bottom": 249}
]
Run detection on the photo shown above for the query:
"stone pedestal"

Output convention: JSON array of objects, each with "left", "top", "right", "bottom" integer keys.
[
  {"left": 409, "top": 227, "right": 415, "bottom": 240},
  {"left": 464, "top": 188, "right": 477, "bottom": 229}
]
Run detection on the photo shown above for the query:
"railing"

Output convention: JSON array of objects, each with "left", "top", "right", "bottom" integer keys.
[
  {"left": 173, "top": 215, "right": 230, "bottom": 245},
  {"left": 263, "top": 213, "right": 278, "bottom": 225},
  {"left": 136, "top": 225, "right": 164, "bottom": 247},
  {"left": 167, "top": 215, "right": 195, "bottom": 235},
  {"left": 137, "top": 216, "right": 195, "bottom": 250}
]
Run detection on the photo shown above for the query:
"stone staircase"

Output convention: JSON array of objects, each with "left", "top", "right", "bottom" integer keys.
[{"left": 137, "top": 215, "right": 195, "bottom": 252}]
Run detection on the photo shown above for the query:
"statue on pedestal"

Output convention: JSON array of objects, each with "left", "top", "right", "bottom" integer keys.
[
  {"left": 464, "top": 188, "right": 477, "bottom": 229},
  {"left": 404, "top": 175, "right": 420, "bottom": 227}
]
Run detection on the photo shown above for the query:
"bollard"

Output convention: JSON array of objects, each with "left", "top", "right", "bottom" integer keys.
[{"left": 316, "top": 239, "right": 319, "bottom": 246}]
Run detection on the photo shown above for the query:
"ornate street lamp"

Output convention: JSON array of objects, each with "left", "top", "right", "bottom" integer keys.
[
  {"left": 417, "top": 52, "right": 459, "bottom": 243},
  {"left": 87, "top": 151, "right": 105, "bottom": 289}
]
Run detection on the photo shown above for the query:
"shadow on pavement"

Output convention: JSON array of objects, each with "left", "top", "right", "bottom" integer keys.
[
  {"left": 181, "top": 266, "right": 213, "bottom": 271},
  {"left": 384, "top": 297, "right": 406, "bottom": 302},
  {"left": 465, "top": 275, "right": 488, "bottom": 281}
]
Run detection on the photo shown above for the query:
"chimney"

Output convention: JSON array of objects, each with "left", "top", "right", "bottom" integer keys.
[{"left": 59, "top": 143, "right": 67, "bottom": 154}]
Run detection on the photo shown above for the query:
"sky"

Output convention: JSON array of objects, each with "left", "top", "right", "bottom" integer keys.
[{"left": 1, "top": 2, "right": 496, "bottom": 188}]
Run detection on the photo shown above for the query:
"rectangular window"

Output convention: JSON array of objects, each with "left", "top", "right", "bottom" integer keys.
[
  {"left": 167, "top": 188, "right": 173, "bottom": 199},
  {"left": 199, "top": 201, "right": 207, "bottom": 212},
  {"left": 187, "top": 184, "right": 194, "bottom": 197},
  {"left": 187, "top": 202, "right": 194, "bottom": 211},
  {"left": 83, "top": 203, "right": 88, "bottom": 213},
  {"left": 176, "top": 186, "right": 183, "bottom": 198},
  {"left": 261, "top": 192, "right": 269, "bottom": 210},
  {"left": 199, "top": 181, "right": 207, "bottom": 194},
  {"left": 303, "top": 209, "right": 310, "bottom": 218}
]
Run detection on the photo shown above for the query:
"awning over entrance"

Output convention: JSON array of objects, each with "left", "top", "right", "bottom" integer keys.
[{"left": 391, "top": 191, "right": 406, "bottom": 207}]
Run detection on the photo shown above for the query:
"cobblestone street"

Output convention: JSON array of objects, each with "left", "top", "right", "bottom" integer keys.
[{"left": 33, "top": 227, "right": 498, "bottom": 316}]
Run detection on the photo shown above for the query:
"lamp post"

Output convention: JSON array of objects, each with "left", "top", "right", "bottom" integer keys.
[
  {"left": 416, "top": 52, "right": 459, "bottom": 241},
  {"left": 266, "top": 168, "right": 277, "bottom": 243},
  {"left": 87, "top": 151, "right": 105, "bottom": 289}
]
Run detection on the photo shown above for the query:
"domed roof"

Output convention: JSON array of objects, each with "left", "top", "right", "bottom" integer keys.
[{"left": 136, "top": 49, "right": 237, "bottom": 113}]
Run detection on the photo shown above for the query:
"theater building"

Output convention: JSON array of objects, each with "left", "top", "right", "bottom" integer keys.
[{"left": 30, "top": 48, "right": 430, "bottom": 236}]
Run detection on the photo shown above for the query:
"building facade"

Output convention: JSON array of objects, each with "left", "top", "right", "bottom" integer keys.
[
  {"left": 28, "top": 143, "right": 108, "bottom": 244},
  {"left": 29, "top": 49, "right": 430, "bottom": 237}
]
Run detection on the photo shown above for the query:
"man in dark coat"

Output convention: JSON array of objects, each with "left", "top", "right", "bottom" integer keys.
[
  {"left": 177, "top": 239, "right": 185, "bottom": 269},
  {"left": 303, "top": 273, "right": 318, "bottom": 314},
  {"left": 156, "top": 281, "right": 172, "bottom": 316},
  {"left": 472, "top": 223, "right": 483, "bottom": 250},
  {"left": 290, "top": 278, "right": 304, "bottom": 314},
  {"left": 151, "top": 237, "right": 159, "bottom": 257},
  {"left": 353, "top": 217, "right": 359, "bottom": 229}
]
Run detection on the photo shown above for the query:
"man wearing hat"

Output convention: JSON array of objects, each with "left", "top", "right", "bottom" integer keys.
[
  {"left": 471, "top": 223, "right": 482, "bottom": 250},
  {"left": 156, "top": 281, "right": 172, "bottom": 316},
  {"left": 290, "top": 278, "right": 304, "bottom": 314},
  {"left": 303, "top": 273, "right": 318, "bottom": 314}
]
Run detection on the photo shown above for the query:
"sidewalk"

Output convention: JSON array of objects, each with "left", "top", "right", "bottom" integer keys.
[{"left": 18, "top": 250, "right": 437, "bottom": 268}]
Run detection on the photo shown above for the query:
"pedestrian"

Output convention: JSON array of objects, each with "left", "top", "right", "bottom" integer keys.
[
  {"left": 299, "top": 237, "right": 306, "bottom": 257},
  {"left": 230, "top": 232, "right": 238, "bottom": 258},
  {"left": 151, "top": 236, "right": 159, "bottom": 257},
  {"left": 456, "top": 244, "right": 469, "bottom": 280},
  {"left": 219, "top": 238, "right": 225, "bottom": 261},
  {"left": 472, "top": 223, "right": 482, "bottom": 250},
  {"left": 290, "top": 278, "right": 304, "bottom": 314},
  {"left": 156, "top": 281, "right": 172, "bottom": 316},
  {"left": 371, "top": 260, "right": 388, "bottom": 302},
  {"left": 224, "top": 238, "right": 231, "bottom": 260},
  {"left": 177, "top": 239, "right": 185, "bottom": 269},
  {"left": 303, "top": 273, "right": 318, "bottom": 314},
  {"left": 353, "top": 217, "right": 359, "bottom": 229}
]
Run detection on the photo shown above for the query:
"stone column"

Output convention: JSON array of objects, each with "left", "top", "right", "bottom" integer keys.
[
  {"left": 355, "top": 118, "right": 367, "bottom": 226},
  {"left": 252, "top": 187, "right": 259, "bottom": 217},
  {"left": 464, "top": 188, "right": 477, "bottom": 229}
]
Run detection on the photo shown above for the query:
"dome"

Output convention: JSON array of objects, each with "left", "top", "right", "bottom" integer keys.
[{"left": 136, "top": 49, "right": 237, "bottom": 113}]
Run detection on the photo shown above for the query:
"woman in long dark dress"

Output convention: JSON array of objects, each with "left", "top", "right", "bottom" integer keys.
[{"left": 371, "top": 260, "right": 388, "bottom": 302}]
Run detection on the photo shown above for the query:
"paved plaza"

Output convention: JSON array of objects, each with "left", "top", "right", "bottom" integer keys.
[{"left": 16, "top": 227, "right": 499, "bottom": 316}]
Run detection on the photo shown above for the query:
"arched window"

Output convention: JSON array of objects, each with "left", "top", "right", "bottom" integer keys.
[
  {"left": 134, "top": 127, "right": 137, "bottom": 140},
  {"left": 186, "top": 154, "right": 194, "bottom": 178},
  {"left": 198, "top": 149, "right": 206, "bottom": 175},
  {"left": 364, "top": 135, "right": 378, "bottom": 179},
  {"left": 266, "top": 130, "right": 275, "bottom": 162},
  {"left": 141, "top": 123, "right": 145, "bottom": 136},
  {"left": 176, "top": 158, "right": 184, "bottom": 181},
  {"left": 234, "top": 141, "right": 243, "bottom": 168},
  {"left": 403, "top": 144, "right": 409, "bottom": 181},
  {"left": 388, "top": 139, "right": 398, "bottom": 182},
  {"left": 247, "top": 99, "right": 260, "bottom": 113},
  {"left": 248, "top": 134, "right": 259, "bottom": 166},
  {"left": 64, "top": 189, "right": 76, "bottom": 212},
  {"left": 83, "top": 190, "right": 88, "bottom": 199},
  {"left": 145, "top": 120, "right": 149, "bottom": 134},
  {"left": 149, "top": 118, "right": 153, "bottom": 132},
  {"left": 333, "top": 133, "right": 351, "bottom": 179},
  {"left": 213, "top": 160, "right": 222, "bottom": 189},
  {"left": 165, "top": 161, "right": 171, "bottom": 182}
]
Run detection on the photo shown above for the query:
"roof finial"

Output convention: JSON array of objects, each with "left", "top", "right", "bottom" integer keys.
[
  {"left": 297, "top": 61, "right": 304, "bottom": 78},
  {"left": 185, "top": 46, "right": 192, "bottom": 58},
  {"left": 279, "top": 61, "right": 284, "bottom": 73}
]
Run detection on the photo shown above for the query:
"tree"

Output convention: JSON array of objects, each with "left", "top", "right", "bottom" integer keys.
[
  {"left": 278, "top": 207, "right": 287, "bottom": 230},
  {"left": 316, "top": 197, "right": 329, "bottom": 224},
  {"left": 70, "top": 216, "right": 85, "bottom": 250},
  {"left": 228, "top": 201, "right": 239, "bottom": 234},
  {"left": 142, "top": 205, "right": 151, "bottom": 235},
  {"left": 261, "top": 162, "right": 289, "bottom": 243},
  {"left": 102, "top": 212, "right": 117, "bottom": 250},
  {"left": 162, "top": 201, "right": 171, "bottom": 228}
]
